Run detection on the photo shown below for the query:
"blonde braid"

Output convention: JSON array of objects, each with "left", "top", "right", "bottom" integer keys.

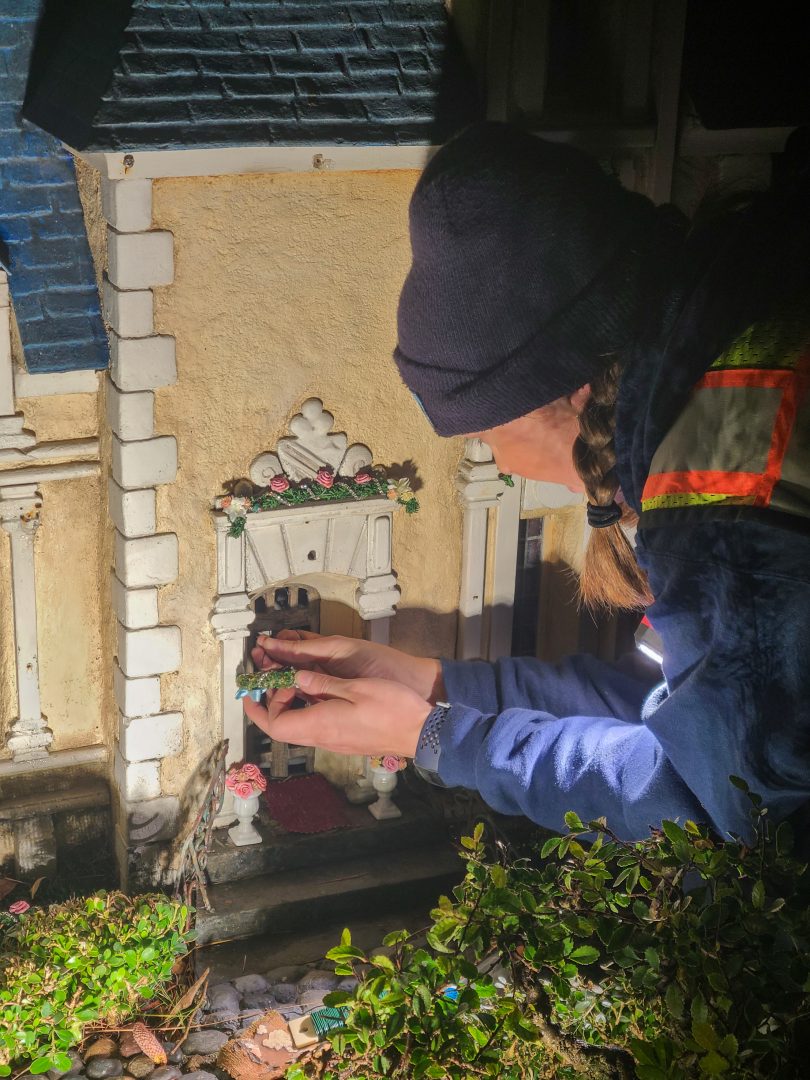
[{"left": 573, "top": 361, "right": 653, "bottom": 611}]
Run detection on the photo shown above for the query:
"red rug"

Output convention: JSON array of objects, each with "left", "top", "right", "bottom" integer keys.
[{"left": 263, "top": 773, "right": 353, "bottom": 834}]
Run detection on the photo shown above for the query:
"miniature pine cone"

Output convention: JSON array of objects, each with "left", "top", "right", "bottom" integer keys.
[{"left": 236, "top": 666, "right": 297, "bottom": 692}]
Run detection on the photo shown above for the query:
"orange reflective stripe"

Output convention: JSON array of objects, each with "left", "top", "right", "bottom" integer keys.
[
  {"left": 642, "top": 469, "right": 762, "bottom": 500},
  {"left": 756, "top": 348, "right": 810, "bottom": 506},
  {"left": 695, "top": 368, "right": 794, "bottom": 391}
]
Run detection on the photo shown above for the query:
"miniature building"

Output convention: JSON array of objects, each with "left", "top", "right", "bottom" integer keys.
[{"left": 0, "top": 0, "right": 801, "bottom": 914}]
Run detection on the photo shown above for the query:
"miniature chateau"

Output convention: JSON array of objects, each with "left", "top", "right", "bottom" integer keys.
[{"left": 0, "top": 0, "right": 796, "bottom": 933}]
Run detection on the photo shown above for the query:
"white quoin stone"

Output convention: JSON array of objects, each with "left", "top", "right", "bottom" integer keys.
[
  {"left": 106, "top": 382, "right": 155, "bottom": 442},
  {"left": 107, "top": 228, "right": 174, "bottom": 290},
  {"left": 114, "top": 752, "right": 161, "bottom": 802},
  {"left": 101, "top": 178, "right": 153, "bottom": 232},
  {"left": 115, "top": 531, "right": 178, "bottom": 589},
  {"left": 102, "top": 277, "right": 155, "bottom": 338},
  {"left": 108, "top": 479, "right": 156, "bottom": 537},
  {"left": 117, "top": 623, "right": 182, "bottom": 679},
  {"left": 113, "top": 662, "right": 161, "bottom": 718},
  {"left": 109, "top": 333, "right": 176, "bottom": 392},
  {"left": 111, "top": 433, "right": 177, "bottom": 490},
  {"left": 111, "top": 573, "right": 159, "bottom": 629},
  {"left": 118, "top": 711, "right": 183, "bottom": 763}
]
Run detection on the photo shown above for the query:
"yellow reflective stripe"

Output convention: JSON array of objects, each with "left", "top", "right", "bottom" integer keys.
[
  {"left": 709, "top": 293, "right": 810, "bottom": 372},
  {"left": 641, "top": 492, "right": 755, "bottom": 511}
]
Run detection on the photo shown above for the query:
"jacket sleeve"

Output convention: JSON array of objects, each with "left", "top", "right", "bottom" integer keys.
[
  {"left": 439, "top": 655, "right": 707, "bottom": 839},
  {"left": 435, "top": 522, "right": 810, "bottom": 843}
]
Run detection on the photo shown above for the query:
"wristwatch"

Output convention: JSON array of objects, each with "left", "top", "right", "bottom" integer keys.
[{"left": 413, "top": 701, "right": 451, "bottom": 787}]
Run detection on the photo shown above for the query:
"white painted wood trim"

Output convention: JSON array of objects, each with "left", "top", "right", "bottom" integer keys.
[
  {"left": 0, "top": 744, "right": 107, "bottom": 777},
  {"left": 0, "top": 460, "right": 100, "bottom": 488},
  {"left": 72, "top": 144, "right": 438, "bottom": 181},
  {"left": 487, "top": 478, "right": 521, "bottom": 661},
  {"left": 14, "top": 368, "right": 100, "bottom": 398},
  {"left": 0, "top": 438, "right": 99, "bottom": 465}
]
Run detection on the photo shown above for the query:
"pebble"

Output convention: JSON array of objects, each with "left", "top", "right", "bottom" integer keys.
[
  {"left": 296, "top": 968, "right": 339, "bottom": 994},
  {"left": 205, "top": 985, "right": 240, "bottom": 1015},
  {"left": 337, "top": 975, "right": 359, "bottom": 993},
  {"left": 266, "top": 981, "right": 297, "bottom": 1004},
  {"left": 240, "top": 993, "right": 279, "bottom": 1013},
  {"left": 163, "top": 1045, "right": 184, "bottom": 1066},
  {"left": 232, "top": 973, "right": 268, "bottom": 995},
  {"left": 85, "top": 1040, "right": 118, "bottom": 1061},
  {"left": 182, "top": 1072, "right": 218, "bottom": 1080},
  {"left": 86, "top": 1060, "right": 124, "bottom": 1080},
  {"left": 277, "top": 1004, "right": 303, "bottom": 1021},
  {"left": 264, "top": 965, "right": 305, "bottom": 984},
  {"left": 119, "top": 1033, "right": 142, "bottom": 1058},
  {"left": 181, "top": 1031, "right": 229, "bottom": 1057},
  {"left": 204, "top": 1009, "right": 240, "bottom": 1028},
  {"left": 125, "top": 1056, "right": 154, "bottom": 1079},
  {"left": 151, "top": 1068, "right": 182, "bottom": 1080},
  {"left": 297, "top": 989, "right": 326, "bottom": 1010}
]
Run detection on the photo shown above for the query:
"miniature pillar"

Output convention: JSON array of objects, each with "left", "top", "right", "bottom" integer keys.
[
  {"left": 0, "top": 270, "right": 35, "bottom": 450},
  {"left": 0, "top": 484, "right": 52, "bottom": 760}
]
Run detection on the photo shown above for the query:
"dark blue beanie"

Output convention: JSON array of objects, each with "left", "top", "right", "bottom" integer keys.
[{"left": 395, "top": 122, "right": 680, "bottom": 436}]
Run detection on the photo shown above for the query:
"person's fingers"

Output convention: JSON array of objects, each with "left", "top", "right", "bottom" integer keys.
[
  {"left": 258, "top": 634, "right": 339, "bottom": 667},
  {"left": 294, "top": 668, "right": 356, "bottom": 701},
  {"left": 257, "top": 700, "right": 345, "bottom": 751},
  {"left": 274, "top": 629, "right": 320, "bottom": 641},
  {"left": 242, "top": 687, "right": 296, "bottom": 734}
]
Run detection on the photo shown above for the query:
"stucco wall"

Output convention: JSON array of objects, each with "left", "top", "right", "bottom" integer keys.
[
  {"left": 151, "top": 169, "right": 464, "bottom": 795},
  {"left": 0, "top": 393, "right": 105, "bottom": 757}
]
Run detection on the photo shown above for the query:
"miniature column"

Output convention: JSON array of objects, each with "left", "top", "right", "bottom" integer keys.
[
  {"left": 0, "top": 483, "right": 52, "bottom": 760},
  {"left": 0, "top": 269, "right": 35, "bottom": 450}
]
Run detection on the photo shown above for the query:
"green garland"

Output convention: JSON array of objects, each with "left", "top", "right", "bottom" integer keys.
[
  {"left": 216, "top": 470, "right": 419, "bottom": 539},
  {"left": 236, "top": 666, "right": 297, "bottom": 691}
]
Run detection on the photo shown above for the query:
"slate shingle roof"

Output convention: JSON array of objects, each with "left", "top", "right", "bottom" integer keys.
[
  {"left": 0, "top": 0, "right": 107, "bottom": 373},
  {"left": 24, "top": 0, "right": 480, "bottom": 152}
]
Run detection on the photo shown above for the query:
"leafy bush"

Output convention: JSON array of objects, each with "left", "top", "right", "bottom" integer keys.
[
  {"left": 0, "top": 892, "right": 194, "bottom": 1075},
  {"left": 290, "top": 784, "right": 810, "bottom": 1079}
]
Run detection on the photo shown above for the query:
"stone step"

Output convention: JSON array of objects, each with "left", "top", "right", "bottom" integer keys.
[
  {"left": 206, "top": 791, "right": 442, "bottom": 884},
  {"left": 196, "top": 842, "right": 462, "bottom": 945}
]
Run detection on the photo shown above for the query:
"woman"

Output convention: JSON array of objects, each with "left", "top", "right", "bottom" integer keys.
[{"left": 244, "top": 123, "right": 810, "bottom": 843}]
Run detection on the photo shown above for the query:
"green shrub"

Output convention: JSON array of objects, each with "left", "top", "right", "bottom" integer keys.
[
  {"left": 291, "top": 784, "right": 810, "bottom": 1079},
  {"left": 0, "top": 891, "right": 195, "bottom": 1075}
]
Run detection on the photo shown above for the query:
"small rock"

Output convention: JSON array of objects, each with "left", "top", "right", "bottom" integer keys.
[
  {"left": 240, "top": 993, "right": 279, "bottom": 1013},
  {"left": 182, "top": 1072, "right": 218, "bottom": 1080},
  {"left": 297, "top": 968, "right": 339, "bottom": 994},
  {"left": 236, "top": 1009, "right": 263, "bottom": 1031},
  {"left": 205, "top": 1008, "right": 240, "bottom": 1028},
  {"left": 205, "top": 985, "right": 240, "bottom": 1014},
  {"left": 48, "top": 1050, "right": 84, "bottom": 1079},
  {"left": 264, "top": 965, "right": 305, "bottom": 983},
  {"left": 151, "top": 1068, "right": 181, "bottom": 1080},
  {"left": 85, "top": 1040, "right": 118, "bottom": 1061},
  {"left": 337, "top": 976, "right": 359, "bottom": 993},
  {"left": 161, "top": 1045, "right": 184, "bottom": 1066},
  {"left": 86, "top": 1060, "right": 123, "bottom": 1080},
  {"left": 232, "top": 973, "right": 269, "bottom": 995},
  {"left": 278, "top": 1004, "right": 303, "bottom": 1021},
  {"left": 182, "top": 1031, "right": 229, "bottom": 1057},
  {"left": 125, "top": 1056, "right": 154, "bottom": 1079},
  {"left": 297, "top": 989, "right": 326, "bottom": 1010},
  {"left": 266, "top": 981, "right": 297, "bottom": 1004},
  {"left": 119, "top": 1033, "right": 142, "bottom": 1059}
]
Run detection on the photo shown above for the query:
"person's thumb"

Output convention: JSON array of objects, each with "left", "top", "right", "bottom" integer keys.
[
  {"left": 294, "top": 668, "right": 354, "bottom": 700},
  {"left": 259, "top": 634, "right": 330, "bottom": 665}
]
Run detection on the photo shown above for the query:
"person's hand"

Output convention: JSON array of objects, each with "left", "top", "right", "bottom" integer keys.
[
  {"left": 241, "top": 670, "right": 431, "bottom": 758},
  {"left": 250, "top": 630, "right": 445, "bottom": 702}
]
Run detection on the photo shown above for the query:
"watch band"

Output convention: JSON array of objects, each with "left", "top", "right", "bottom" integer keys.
[{"left": 413, "top": 701, "right": 451, "bottom": 787}]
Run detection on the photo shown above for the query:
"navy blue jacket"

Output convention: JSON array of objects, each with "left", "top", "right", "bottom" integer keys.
[{"left": 436, "top": 184, "right": 810, "bottom": 842}]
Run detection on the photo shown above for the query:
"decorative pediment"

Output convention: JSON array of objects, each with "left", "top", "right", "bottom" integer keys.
[{"left": 214, "top": 398, "right": 417, "bottom": 537}]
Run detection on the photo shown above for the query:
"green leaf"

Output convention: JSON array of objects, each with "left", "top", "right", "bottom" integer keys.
[
  {"left": 30, "top": 1059, "right": 55, "bottom": 1075},
  {"left": 490, "top": 864, "right": 507, "bottom": 888},
  {"left": 540, "top": 836, "right": 561, "bottom": 859},
  {"left": 665, "top": 982, "right": 684, "bottom": 1019},
  {"left": 700, "top": 1050, "right": 730, "bottom": 1075},
  {"left": 692, "top": 1020, "right": 718, "bottom": 1051},
  {"left": 729, "top": 774, "right": 749, "bottom": 792},
  {"left": 0, "top": 1065, "right": 11, "bottom": 1077},
  {"left": 661, "top": 820, "right": 687, "bottom": 846},
  {"left": 751, "top": 879, "right": 765, "bottom": 910},
  {"left": 340, "top": 927, "right": 352, "bottom": 946},
  {"left": 371, "top": 954, "right": 396, "bottom": 974},
  {"left": 717, "top": 1034, "right": 738, "bottom": 1059},
  {"left": 569, "top": 946, "right": 599, "bottom": 965},
  {"left": 473, "top": 822, "right": 484, "bottom": 842},
  {"left": 776, "top": 821, "right": 794, "bottom": 855},
  {"left": 52, "top": 1054, "right": 73, "bottom": 1072},
  {"left": 564, "top": 811, "right": 584, "bottom": 831}
]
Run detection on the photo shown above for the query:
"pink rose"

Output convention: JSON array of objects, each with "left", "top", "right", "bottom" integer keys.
[
  {"left": 9, "top": 900, "right": 30, "bottom": 915},
  {"left": 270, "top": 474, "right": 290, "bottom": 493},
  {"left": 233, "top": 781, "right": 255, "bottom": 800},
  {"left": 315, "top": 467, "right": 334, "bottom": 489},
  {"left": 382, "top": 755, "right": 402, "bottom": 773},
  {"left": 354, "top": 470, "right": 373, "bottom": 485},
  {"left": 221, "top": 496, "right": 232, "bottom": 508}
]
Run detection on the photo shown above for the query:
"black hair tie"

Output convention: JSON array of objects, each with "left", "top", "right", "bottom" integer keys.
[{"left": 587, "top": 501, "right": 622, "bottom": 529}]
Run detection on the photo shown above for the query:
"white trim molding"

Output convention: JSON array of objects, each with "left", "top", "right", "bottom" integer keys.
[
  {"left": 98, "top": 175, "right": 183, "bottom": 833},
  {"left": 72, "top": 144, "right": 438, "bottom": 181}
]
